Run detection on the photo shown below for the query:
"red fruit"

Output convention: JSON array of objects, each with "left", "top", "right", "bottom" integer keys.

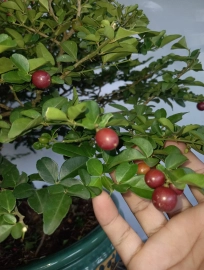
[
  {"left": 32, "top": 70, "right": 51, "bottom": 89},
  {"left": 169, "top": 183, "right": 183, "bottom": 195},
  {"left": 152, "top": 186, "right": 177, "bottom": 212},
  {"left": 133, "top": 159, "right": 142, "bottom": 164},
  {"left": 137, "top": 162, "right": 150, "bottom": 175},
  {"left": 95, "top": 128, "right": 119, "bottom": 151},
  {"left": 145, "top": 169, "right": 165, "bottom": 189},
  {"left": 197, "top": 101, "right": 204, "bottom": 111}
]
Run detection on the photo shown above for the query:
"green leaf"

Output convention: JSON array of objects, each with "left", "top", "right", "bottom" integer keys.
[
  {"left": 158, "top": 118, "right": 174, "bottom": 132},
  {"left": 59, "top": 156, "right": 89, "bottom": 180},
  {"left": 182, "top": 124, "right": 200, "bottom": 134},
  {"left": 8, "top": 116, "right": 43, "bottom": 138},
  {"left": 171, "top": 36, "right": 188, "bottom": 50},
  {"left": 36, "top": 42, "right": 55, "bottom": 65},
  {"left": 20, "top": 109, "right": 41, "bottom": 119},
  {"left": 11, "top": 223, "right": 23, "bottom": 239},
  {"left": 0, "top": 190, "right": 16, "bottom": 212},
  {"left": 128, "top": 176, "right": 153, "bottom": 199},
  {"left": 39, "top": 0, "right": 49, "bottom": 11},
  {"left": 52, "top": 142, "right": 95, "bottom": 158},
  {"left": 165, "top": 153, "right": 188, "bottom": 169},
  {"left": 1, "top": 1, "right": 22, "bottom": 11},
  {"left": 103, "top": 25, "right": 114, "bottom": 39},
  {"left": 45, "top": 107, "right": 68, "bottom": 121},
  {"left": 42, "top": 97, "right": 68, "bottom": 117},
  {"left": 43, "top": 193, "right": 72, "bottom": 235},
  {"left": 107, "top": 149, "right": 145, "bottom": 169},
  {"left": 168, "top": 112, "right": 186, "bottom": 123},
  {"left": 66, "top": 185, "right": 90, "bottom": 199},
  {"left": 13, "top": 183, "right": 34, "bottom": 199},
  {"left": 78, "top": 169, "right": 91, "bottom": 185},
  {"left": 28, "top": 188, "right": 48, "bottom": 214},
  {"left": 1, "top": 159, "right": 20, "bottom": 188},
  {"left": 57, "top": 54, "right": 76, "bottom": 63},
  {"left": 86, "top": 158, "right": 103, "bottom": 176},
  {"left": 160, "top": 34, "right": 181, "bottom": 47},
  {"left": 81, "top": 100, "right": 100, "bottom": 128},
  {"left": 28, "top": 58, "right": 48, "bottom": 71},
  {"left": 48, "top": 185, "right": 65, "bottom": 194},
  {"left": 155, "top": 108, "right": 167, "bottom": 119},
  {"left": 36, "top": 157, "right": 58, "bottom": 184},
  {"left": 0, "top": 57, "right": 15, "bottom": 74},
  {"left": 61, "top": 41, "right": 78, "bottom": 61},
  {"left": 129, "top": 138, "right": 153, "bottom": 157},
  {"left": 10, "top": 53, "right": 29, "bottom": 72},
  {"left": 115, "top": 162, "right": 137, "bottom": 183},
  {"left": 176, "top": 173, "right": 204, "bottom": 189},
  {"left": 67, "top": 102, "right": 87, "bottom": 120},
  {"left": 2, "top": 71, "right": 25, "bottom": 84},
  {"left": 101, "top": 176, "right": 114, "bottom": 192},
  {"left": 0, "top": 120, "right": 10, "bottom": 129},
  {"left": 98, "top": 113, "right": 113, "bottom": 128},
  {"left": 115, "top": 27, "right": 148, "bottom": 41},
  {"left": 3, "top": 214, "right": 16, "bottom": 225},
  {"left": 0, "top": 225, "right": 13, "bottom": 243}
]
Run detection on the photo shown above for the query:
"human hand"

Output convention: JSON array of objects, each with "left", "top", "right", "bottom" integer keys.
[{"left": 93, "top": 142, "right": 204, "bottom": 270}]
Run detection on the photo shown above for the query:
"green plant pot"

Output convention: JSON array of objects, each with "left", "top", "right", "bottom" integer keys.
[{"left": 18, "top": 193, "right": 122, "bottom": 270}]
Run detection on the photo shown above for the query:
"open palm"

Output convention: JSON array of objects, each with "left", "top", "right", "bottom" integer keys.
[{"left": 93, "top": 142, "right": 204, "bottom": 270}]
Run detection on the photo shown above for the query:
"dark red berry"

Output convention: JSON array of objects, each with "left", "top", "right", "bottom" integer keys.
[
  {"left": 137, "top": 162, "right": 150, "bottom": 175},
  {"left": 145, "top": 169, "right": 165, "bottom": 189},
  {"left": 197, "top": 101, "right": 204, "bottom": 111},
  {"left": 152, "top": 186, "right": 177, "bottom": 212},
  {"left": 95, "top": 128, "right": 119, "bottom": 151},
  {"left": 169, "top": 183, "right": 183, "bottom": 195},
  {"left": 32, "top": 70, "right": 51, "bottom": 89}
]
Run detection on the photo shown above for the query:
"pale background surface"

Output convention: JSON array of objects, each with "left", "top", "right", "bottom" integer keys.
[{"left": 2, "top": 0, "right": 204, "bottom": 240}]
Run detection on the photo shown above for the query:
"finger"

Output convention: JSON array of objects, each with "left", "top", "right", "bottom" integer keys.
[
  {"left": 110, "top": 172, "right": 168, "bottom": 237},
  {"left": 165, "top": 141, "right": 204, "bottom": 203},
  {"left": 92, "top": 190, "right": 143, "bottom": 266}
]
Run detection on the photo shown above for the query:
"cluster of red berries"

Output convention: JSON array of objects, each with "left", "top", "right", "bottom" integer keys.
[
  {"left": 143, "top": 167, "right": 183, "bottom": 212},
  {"left": 95, "top": 128, "right": 183, "bottom": 213}
]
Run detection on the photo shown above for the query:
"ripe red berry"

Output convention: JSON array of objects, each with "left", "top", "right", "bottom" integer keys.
[
  {"left": 169, "top": 183, "right": 183, "bottom": 195},
  {"left": 145, "top": 169, "right": 165, "bottom": 189},
  {"left": 32, "top": 70, "right": 51, "bottom": 89},
  {"left": 152, "top": 186, "right": 177, "bottom": 212},
  {"left": 95, "top": 128, "right": 119, "bottom": 151},
  {"left": 197, "top": 101, "right": 204, "bottom": 111},
  {"left": 137, "top": 161, "right": 150, "bottom": 175}
]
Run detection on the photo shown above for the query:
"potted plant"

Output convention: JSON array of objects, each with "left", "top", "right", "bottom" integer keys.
[{"left": 0, "top": 0, "right": 204, "bottom": 269}]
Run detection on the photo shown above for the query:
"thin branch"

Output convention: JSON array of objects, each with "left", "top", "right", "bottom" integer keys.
[
  {"left": 48, "top": 0, "right": 58, "bottom": 22},
  {"left": 76, "top": 0, "right": 82, "bottom": 18},
  {"left": 0, "top": 104, "right": 12, "bottom": 111},
  {"left": 31, "top": 90, "right": 43, "bottom": 107},
  {"left": 35, "top": 233, "right": 46, "bottom": 257}
]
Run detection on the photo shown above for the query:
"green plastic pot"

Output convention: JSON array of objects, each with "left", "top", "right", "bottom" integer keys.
[{"left": 18, "top": 193, "right": 122, "bottom": 270}]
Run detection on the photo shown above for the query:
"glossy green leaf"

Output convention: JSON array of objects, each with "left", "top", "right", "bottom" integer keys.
[
  {"left": 78, "top": 169, "right": 91, "bottom": 185},
  {"left": 182, "top": 124, "right": 200, "bottom": 134},
  {"left": 0, "top": 225, "right": 13, "bottom": 243},
  {"left": 171, "top": 36, "right": 188, "bottom": 50},
  {"left": 57, "top": 54, "right": 76, "bottom": 63},
  {"left": 165, "top": 153, "right": 188, "bottom": 169},
  {"left": 155, "top": 108, "right": 167, "bottom": 119},
  {"left": 11, "top": 223, "right": 23, "bottom": 239},
  {"left": 66, "top": 185, "right": 90, "bottom": 199},
  {"left": 36, "top": 157, "right": 58, "bottom": 184},
  {"left": 129, "top": 176, "right": 153, "bottom": 199},
  {"left": 103, "top": 25, "right": 114, "bottom": 39},
  {"left": 10, "top": 53, "right": 29, "bottom": 72},
  {"left": 107, "top": 149, "right": 145, "bottom": 169},
  {"left": 28, "top": 58, "right": 48, "bottom": 71},
  {"left": 59, "top": 156, "right": 88, "bottom": 180},
  {"left": 45, "top": 107, "right": 68, "bottom": 121},
  {"left": 160, "top": 34, "right": 181, "bottom": 47},
  {"left": 28, "top": 188, "right": 48, "bottom": 214},
  {"left": 0, "top": 57, "right": 15, "bottom": 74},
  {"left": 43, "top": 193, "right": 72, "bottom": 235},
  {"left": 48, "top": 185, "right": 65, "bottom": 194},
  {"left": 36, "top": 42, "right": 55, "bottom": 65},
  {"left": 39, "top": 0, "right": 49, "bottom": 11},
  {"left": 0, "top": 159, "right": 20, "bottom": 188},
  {"left": 129, "top": 138, "right": 153, "bottom": 157},
  {"left": 158, "top": 118, "right": 174, "bottom": 132},
  {"left": 115, "top": 162, "right": 137, "bottom": 183},
  {"left": 176, "top": 173, "right": 204, "bottom": 189},
  {"left": 20, "top": 109, "right": 41, "bottom": 119},
  {"left": 3, "top": 214, "right": 16, "bottom": 225},
  {"left": 0, "top": 120, "right": 10, "bottom": 129},
  {"left": 0, "top": 190, "right": 16, "bottom": 212},
  {"left": 61, "top": 41, "right": 78, "bottom": 61},
  {"left": 42, "top": 97, "right": 68, "bottom": 117},
  {"left": 115, "top": 27, "right": 148, "bottom": 41},
  {"left": 2, "top": 71, "right": 25, "bottom": 84},
  {"left": 1, "top": 1, "right": 22, "bottom": 10},
  {"left": 168, "top": 112, "right": 186, "bottom": 123},
  {"left": 8, "top": 116, "right": 43, "bottom": 138},
  {"left": 87, "top": 158, "right": 103, "bottom": 176},
  {"left": 52, "top": 142, "right": 95, "bottom": 158},
  {"left": 67, "top": 102, "right": 87, "bottom": 120},
  {"left": 101, "top": 176, "right": 114, "bottom": 192},
  {"left": 13, "top": 183, "right": 34, "bottom": 199}
]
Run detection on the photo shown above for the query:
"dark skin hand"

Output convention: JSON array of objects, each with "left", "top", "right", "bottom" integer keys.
[{"left": 93, "top": 142, "right": 204, "bottom": 270}]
